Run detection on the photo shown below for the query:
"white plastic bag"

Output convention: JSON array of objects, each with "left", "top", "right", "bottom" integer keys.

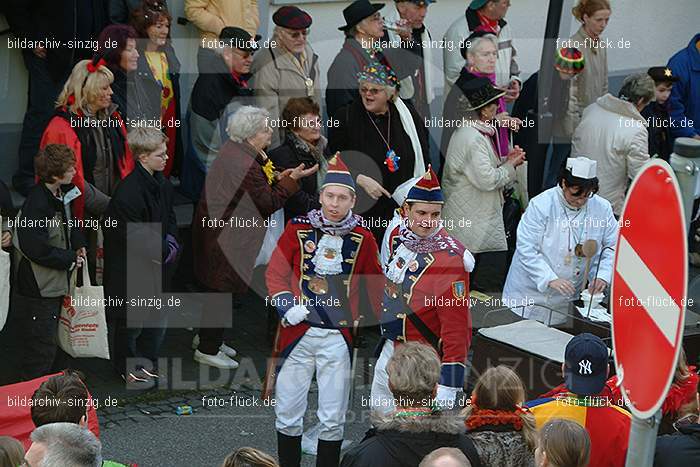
[
  {"left": 255, "top": 209, "right": 285, "bottom": 267},
  {"left": 58, "top": 263, "right": 110, "bottom": 359}
]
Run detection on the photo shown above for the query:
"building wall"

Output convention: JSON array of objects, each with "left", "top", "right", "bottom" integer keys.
[{"left": 1, "top": 0, "right": 698, "bottom": 182}]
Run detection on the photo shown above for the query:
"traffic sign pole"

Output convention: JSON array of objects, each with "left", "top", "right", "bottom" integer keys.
[{"left": 625, "top": 409, "right": 661, "bottom": 467}]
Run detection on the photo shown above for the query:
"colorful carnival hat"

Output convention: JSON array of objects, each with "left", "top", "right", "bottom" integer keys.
[
  {"left": 322, "top": 153, "right": 356, "bottom": 192},
  {"left": 357, "top": 62, "right": 399, "bottom": 88},
  {"left": 405, "top": 165, "right": 444, "bottom": 204},
  {"left": 554, "top": 47, "right": 585, "bottom": 75}
]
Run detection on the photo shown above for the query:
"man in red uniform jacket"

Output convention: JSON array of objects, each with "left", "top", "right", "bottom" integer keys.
[
  {"left": 266, "top": 154, "right": 383, "bottom": 467},
  {"left": 370, "top": 166, "right": 474, "bottom": 414}
]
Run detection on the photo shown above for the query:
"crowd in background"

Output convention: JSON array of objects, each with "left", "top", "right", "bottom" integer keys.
[{"left": 0, "top": 0, "right": 699, "bottom": 465}]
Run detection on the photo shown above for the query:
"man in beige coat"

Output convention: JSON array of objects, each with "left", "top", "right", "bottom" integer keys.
[
  {"left": 572, "top": 73, "right": 654, "bottom": 216},
  {"left": 251, "top": 6, "right": 321, "bottom": 148},
  {"left": 185, "top": 0, "right": 260, "bottom": 40}
]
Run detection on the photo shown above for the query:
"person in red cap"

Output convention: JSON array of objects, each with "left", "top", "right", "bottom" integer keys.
[
  {"left": 266, "top": 153, "right": 384, "bottom": 467},
  {"left": 370, "top": 166, "right": 474, "bottom": 413},
  {"left": 251, "top": 6, "right": 321, "bottom": 147}
]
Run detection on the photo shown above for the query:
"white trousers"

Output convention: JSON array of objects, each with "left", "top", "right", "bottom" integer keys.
[
  {"left": 275, "top": 327, "right": 350, "bottom": 441},
  {"left": 369, "top": 340, "right": 395, "bottom": 416}
]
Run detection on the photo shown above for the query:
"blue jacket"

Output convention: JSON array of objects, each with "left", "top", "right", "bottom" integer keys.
[{"left": 667, "top": 34, "right": 700, "bottom": 139}]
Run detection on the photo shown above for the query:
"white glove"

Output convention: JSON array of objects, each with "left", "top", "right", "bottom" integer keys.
[
  {"left": 462, "top": 249, "right": 475, "bottom": 273},
  {"left": 435, "top": 384, "right": 460, "bottom": 410},
  {"left": 283, "top": 304, "right": 309, "bottom": 326}
]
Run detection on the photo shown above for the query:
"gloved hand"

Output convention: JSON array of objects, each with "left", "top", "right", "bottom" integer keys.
[
  {"left": 165, "top": 234, "right": 179, "bottom": 264},
  {"left": 283, "top": 304, "right": 309, "bottom": 326},
  {"left": 435, "top": 384, "right": 459, "bottom": 410}
]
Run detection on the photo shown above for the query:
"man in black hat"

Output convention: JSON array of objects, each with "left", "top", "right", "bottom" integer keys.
[
  {"left": 251, "top": 6, "right": 321, "bottom": 148},
  {"left": 641, "top": 66, "right": 681, "bottom": 162},
  {"left": 326, "top": 0, "right": 393, "bottom": 119},
  {"left": 182, "top": 26, "right": 257, "bottom": 201}
]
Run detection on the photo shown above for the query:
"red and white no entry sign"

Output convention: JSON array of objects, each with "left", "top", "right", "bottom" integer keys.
[{"left": 612, "top": 160, "right": 687, "bottom": 419}]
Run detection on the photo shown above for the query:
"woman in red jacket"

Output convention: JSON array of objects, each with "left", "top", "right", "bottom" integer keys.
[{"left": 40, "top": 56, "right": 134, "bottom": 282}]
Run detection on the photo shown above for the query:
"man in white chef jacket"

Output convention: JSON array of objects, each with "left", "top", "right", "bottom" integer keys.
[{"left": 502, "top": 157, "right": 618, "bottom": 326}]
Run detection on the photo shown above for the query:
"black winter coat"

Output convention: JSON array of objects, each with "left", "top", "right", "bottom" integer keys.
[
  {"left": 341, "top": 411, "right": 482, "bottom": 467},
  {"left": 641, "top": 102, "right": 673, "bottom": 161},
  {"left": 268, "top": 133, "right": 328, "bottom": 222},
  {"left": 5, "top": 0, "right": 109, "bottom": 82},
  {"left": 654, "top": 423, "right": 700, "bottom": 467},
  {"left": 103, "top": 162, "right": 177, "bottom": 318},
  {"left": 14, "top": 184, "right": 86, "bottom": 298}
]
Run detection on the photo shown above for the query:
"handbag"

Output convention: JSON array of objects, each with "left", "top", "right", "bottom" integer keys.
[
  {"left": 502, "top": 188, "right": 522, "bottom": 254},
  {"left": 0, "top": 215, "right": 9, "bottom": 332},
  {"left": 57, "top": 263, "right": 110, "bottom": 359}
]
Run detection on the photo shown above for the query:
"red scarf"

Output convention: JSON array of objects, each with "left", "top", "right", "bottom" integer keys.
[
  {"left": 476, "top": 11, "right": 500, "bottom": 35},
  {"left": 466, "top": 405, "right": 530, "bottom": 431}
]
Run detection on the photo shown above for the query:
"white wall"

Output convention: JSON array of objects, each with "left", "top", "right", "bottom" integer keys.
[{"left": 1, "top": 0, "right": 699, "bottom": 126}]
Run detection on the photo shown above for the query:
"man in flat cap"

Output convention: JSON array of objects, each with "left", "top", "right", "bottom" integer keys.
[{"left": 251, "top": 6, "right": 321, "bottom": 147}]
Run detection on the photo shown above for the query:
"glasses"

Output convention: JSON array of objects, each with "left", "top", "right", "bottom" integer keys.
[
  {"left": 284, "top": 29, "right": 309, "bottom": 39},
  {"left": 231, "top": 49, "right": 254, "bottom": 59},
  {"left": 359, "top": 86, "right": 383, "bottom": 96}
]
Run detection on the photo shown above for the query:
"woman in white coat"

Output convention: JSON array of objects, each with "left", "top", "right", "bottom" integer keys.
[
  {"left": 502, "top": 157, "right": 618, "bottom": 325},
  {"left": 442, "top": 77, "right": 525, "bottom": 288}
]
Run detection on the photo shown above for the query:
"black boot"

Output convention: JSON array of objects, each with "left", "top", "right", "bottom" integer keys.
[
  {"left": 316, "top": 439, "right": 342, "bottom": 467},
  {"left": 277, "top": 432, "right": 301, "bottom": 467}
]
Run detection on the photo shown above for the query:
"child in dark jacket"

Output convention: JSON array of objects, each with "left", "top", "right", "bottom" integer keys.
[
  {"left": 13, "top": 144, "right": 86, "bottom": 380},
  {"left": 641, "top": 66, "right": 680, "bottom": 161}
]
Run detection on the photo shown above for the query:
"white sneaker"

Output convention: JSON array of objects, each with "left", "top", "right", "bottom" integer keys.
[
  {"left": 220, "top": 343, "right": 237, "bottom": 358},
  {"left": 191, "top": 333, "right": 200, "bottom": 350},
  {"left": 194, "top": 350, "right": 239, "bottom": 369}
]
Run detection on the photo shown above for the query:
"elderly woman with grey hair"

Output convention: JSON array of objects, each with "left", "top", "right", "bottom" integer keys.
[
  {"left": 340, "top": 342, "right": 481, "bottom": 467},
  {"left": 440, "top": 31, "right": 521, "bottom": 176},
  {"left": 192, "top": 105, "right": 318, "bottom": 369},
  {"left": 572, "top": 72, "right": 654, "bottom": 215}
]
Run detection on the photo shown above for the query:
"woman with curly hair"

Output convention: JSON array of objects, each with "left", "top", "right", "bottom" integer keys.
[
  {"left": 130, "top": 0, "right": 183, "bottom": 177},
  {"left": 463, "top": 365, "right": 537, "bottom": 466}
]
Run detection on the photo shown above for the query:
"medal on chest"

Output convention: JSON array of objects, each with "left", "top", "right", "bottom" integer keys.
[
  {"left": 309, "top": 275, "right": 329, "bottom": 295},
  {"left": 305, "top": 78, "right": 314, "bottom": 97}
]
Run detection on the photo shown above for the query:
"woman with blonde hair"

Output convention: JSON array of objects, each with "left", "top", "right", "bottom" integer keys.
[
  {"left": 463, "top": 365, "right": 537, "bottom": 466},
  {"left": 535, "top": 419, "right": 591, "bottom": 467},
  {"left": 565, "top": 0, "right": 611, "bottom": 134},
  {"left": 221, "top": 447, "right": 279, "bottom": 467},
  {"left": 40, "top": 57, "right": 133, "bottom": 221}
]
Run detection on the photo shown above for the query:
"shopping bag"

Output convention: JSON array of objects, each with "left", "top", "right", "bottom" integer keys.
[
  {"left": 58, "top": 263, "right": 110, "bottom": 359},
  {"left": 255, "top": 208, "right": 285, "bottom": 267},
  {"left": 0, "top": 215, "right": 9, "bottom": 332}
]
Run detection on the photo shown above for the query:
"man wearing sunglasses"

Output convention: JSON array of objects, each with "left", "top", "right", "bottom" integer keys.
[
  {"left": 251, "top": 6, "right": 321, "bottom": 148},
  {"left": 502, "top": 157, "right": 618, "bottom": 326}
]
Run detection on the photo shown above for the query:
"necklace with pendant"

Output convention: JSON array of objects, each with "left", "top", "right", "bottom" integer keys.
[
  {"left": 367, "top": 109, "right": 400, "bottom": 172},
  {"left": 561, "top": 202, "right": 586, "bottom": 266}
]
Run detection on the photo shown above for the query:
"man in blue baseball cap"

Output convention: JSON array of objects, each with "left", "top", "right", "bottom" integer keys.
[{"left": 526, "top": 333, "right": 631, "bottom": 467}]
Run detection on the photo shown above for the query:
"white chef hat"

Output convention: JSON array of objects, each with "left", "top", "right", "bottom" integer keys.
[
  {"left": 566, "top": 157, "right": 597, "bottom": 179},
  {"left": 392, "top": 176, "right": 423, "bottom": 205}
]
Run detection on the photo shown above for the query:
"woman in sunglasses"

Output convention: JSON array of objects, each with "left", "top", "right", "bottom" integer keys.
[{"left": 502, "top": 156, "right": 618, "bottom": 326}]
